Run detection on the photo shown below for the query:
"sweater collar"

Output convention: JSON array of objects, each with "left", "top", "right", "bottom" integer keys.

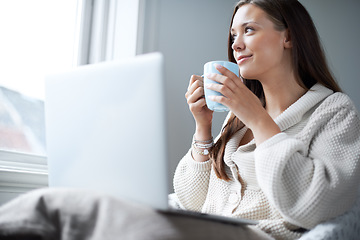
[{"left": 274, "top": 83, "right": 333, "bottom": 131}]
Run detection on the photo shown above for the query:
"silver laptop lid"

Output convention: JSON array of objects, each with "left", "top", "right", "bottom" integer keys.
[{"left": 45, "top": 52, "right": 169, "bottom": 210}]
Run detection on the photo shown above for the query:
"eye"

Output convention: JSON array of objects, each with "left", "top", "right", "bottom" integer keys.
[
  {"left": 231, "top": 34, "right": 238, "bottom": 43},
  {"left": 244, "top": 26, "right": 255, "bottom": 34}
]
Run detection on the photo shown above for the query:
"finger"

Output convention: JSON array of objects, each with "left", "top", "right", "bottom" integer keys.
[
  {"left": 214, "top": 64, "right": 238, "bottom": 79},
  {"left": 189, "top": 98, "right": 207, "bottom": 113},
  {"left": 214, "top": 64, "right": 243, "bottom": 88},
  {"left": 188, "top": 75, "right": 203, "bottom": 91},
  {"left": 206, "top": 73, "right": 237, "bottom": 94},
  {"left": 205, "top": 82, "right": 234, "bottom": 98},
  {"left": 187, "top": 86, "right": 205, "bottom": 104},
  {"left": 208, "top": 95, "right": 229, "bottom": 108},
  {"left": 185, "top": 79, "right": 203, "bottom": 99}
]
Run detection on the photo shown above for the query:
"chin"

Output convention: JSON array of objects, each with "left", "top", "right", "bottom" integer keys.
[
  {"left": 239, "top": 69, "right": 256, "bottom": 80},
  {"left": 240, "top": 65, "right": 264, "bottom": 80}
]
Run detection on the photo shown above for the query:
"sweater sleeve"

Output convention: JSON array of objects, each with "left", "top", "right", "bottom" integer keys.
[
  {"left": 173, "top": 112, "right": 232, "bottom": 211},
  {"left": 173, "top": 149, "right": 212, "bottom": 211},
  {"left": 254, "top": 95, "right": 360, "bottom": 229}
]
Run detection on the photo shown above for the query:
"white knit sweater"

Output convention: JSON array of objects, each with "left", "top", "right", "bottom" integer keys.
[{"left": 173, "top": 83, "right": 360, "bottom": 240}]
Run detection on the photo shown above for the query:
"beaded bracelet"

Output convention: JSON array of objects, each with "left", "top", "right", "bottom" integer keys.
[
  {"left": 193, "top": 136, "right": 213, "bottom": 144},
  {"left": 192, "top": 135, "right": 214, "bottom": 156},
  {"left": 192, "top": 143, "right": 211, "bottom": 156},
  {"left": 193, "top": 142, "right": 214, "bottom": 149}
]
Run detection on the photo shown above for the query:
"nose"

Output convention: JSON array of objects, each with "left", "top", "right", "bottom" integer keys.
[{"left": 232, "top": 36, "right": 244, "bottom": 52}]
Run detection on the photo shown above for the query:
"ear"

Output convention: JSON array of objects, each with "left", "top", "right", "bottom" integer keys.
[{"left": 283, "top": 29, "right": 292, "bottom": 48}]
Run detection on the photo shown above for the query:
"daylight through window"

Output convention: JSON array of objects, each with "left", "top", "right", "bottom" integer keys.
[{"left": 0, "top": 0, "right": 78, "bottom": 155}]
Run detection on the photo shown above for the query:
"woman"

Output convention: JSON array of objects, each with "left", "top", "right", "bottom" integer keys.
[{"left": 174, "top": 0, "right": 360, "bottom": 239}]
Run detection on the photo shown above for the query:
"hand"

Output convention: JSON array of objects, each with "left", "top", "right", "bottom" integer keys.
[
  {"left": 205, "top": 64, "right": 280, "bottom": 144},
  {"left": 205, "top": 64, "right": 263, "bottom": 128},
  {"left": 185, "top": 75, "right": 213, "bottom": 138}
]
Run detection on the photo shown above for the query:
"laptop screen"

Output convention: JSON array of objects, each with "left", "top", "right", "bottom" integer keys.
[{"left": 45, "top": 53, "right": 169, "bottom": 210}]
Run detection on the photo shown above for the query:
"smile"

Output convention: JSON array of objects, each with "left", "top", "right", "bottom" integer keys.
[{"left": 237, "top": 55, "right": 252, "bottom": 64}]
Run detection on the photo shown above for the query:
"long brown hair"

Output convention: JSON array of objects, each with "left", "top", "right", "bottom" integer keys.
[{"left": 210, "top": 0, "right": 342, "bottom": 181}]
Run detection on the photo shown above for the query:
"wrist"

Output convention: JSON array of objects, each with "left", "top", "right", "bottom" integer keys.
[
  {"left": 250, "top": 116, "right": 281, "bottom": 145},
  {"left": 195, "top": 125, "right": 212, "bottom": 141},
  {"left": 192, "top": 135, "right": 214, "bottom": 159}
]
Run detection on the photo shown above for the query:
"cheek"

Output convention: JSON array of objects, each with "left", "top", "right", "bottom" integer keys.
[
  {"left": 255, "top": 37, "right": 284, "bottom": 63},
  {"left": 258, "top": 46, "right": 275, "bottom": 61}
]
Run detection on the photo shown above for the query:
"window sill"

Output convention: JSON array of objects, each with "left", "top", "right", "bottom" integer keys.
[{"left": 0, "top": 150, "right": 48, "bottom": 194}]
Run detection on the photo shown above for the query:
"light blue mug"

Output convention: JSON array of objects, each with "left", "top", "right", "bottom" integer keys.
[{"left": 203, "top": 60, "right": 239, "bottom": 112}]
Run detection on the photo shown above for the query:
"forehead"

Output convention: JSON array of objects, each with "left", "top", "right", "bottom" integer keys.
[{"left": 232, "top": 4, "right": 271, "bottom": 28}]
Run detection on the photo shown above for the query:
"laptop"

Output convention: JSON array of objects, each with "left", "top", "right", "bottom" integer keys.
[{"left": 44, "top": 52, "right": 257, "bottom": 226}]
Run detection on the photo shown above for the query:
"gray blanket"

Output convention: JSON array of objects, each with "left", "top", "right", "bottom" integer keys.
[{"left": 0, "top": 188, "right": 271, "bottom": 240}]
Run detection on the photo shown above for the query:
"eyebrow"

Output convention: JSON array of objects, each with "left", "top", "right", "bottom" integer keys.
[{"left": 231, "top": 21, "right": 260, "bottom": 33}]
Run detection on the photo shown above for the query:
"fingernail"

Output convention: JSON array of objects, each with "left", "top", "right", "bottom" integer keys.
[{"left": 214, "top": 64, "right": 223, "bottom": 69}]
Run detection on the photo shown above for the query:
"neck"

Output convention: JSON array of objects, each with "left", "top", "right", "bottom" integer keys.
[{"left": 262, "top": 74, "right": 307, "bottom": 120}]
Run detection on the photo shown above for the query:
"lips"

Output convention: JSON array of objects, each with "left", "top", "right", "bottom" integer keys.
[{"left": 237, "top": 54, "right": 252, "bottom": 64}]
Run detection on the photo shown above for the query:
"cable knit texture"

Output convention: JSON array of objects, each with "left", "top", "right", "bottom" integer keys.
[{"left": 173, "top": 84, "right": 360, "bottom": 240}]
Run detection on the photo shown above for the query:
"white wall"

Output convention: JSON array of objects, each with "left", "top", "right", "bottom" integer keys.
[
  {"left": 138, "top": 0, "right": 360, "bottom": 192},
  {"left": 299, "top": 0, "right": 360, "bottom": 110},
  {"left": 138, "top": 0, "right": 237, "bottom": 191}
]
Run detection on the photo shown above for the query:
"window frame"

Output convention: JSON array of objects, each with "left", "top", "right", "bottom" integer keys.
[
  {"left": 75, "top": 0, "right": 141, "bottom": 64},
  {"left": 0, "top": 150, "right": 48, "bottom": 203}
]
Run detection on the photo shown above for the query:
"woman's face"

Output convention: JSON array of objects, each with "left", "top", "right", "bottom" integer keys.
[{"left": 231, "top": 4, "right": 291, "bottom": 81}]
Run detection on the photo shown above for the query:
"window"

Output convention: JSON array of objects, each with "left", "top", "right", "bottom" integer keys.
[
  {"left": 0, "top": 0, "right": 78, "bottom": 155},
  {"left": 0, "top": 0, "right": 141, "bottom": 205},
  {"left": 0, "top": 0, "right": 78, "bottom": 204}
]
